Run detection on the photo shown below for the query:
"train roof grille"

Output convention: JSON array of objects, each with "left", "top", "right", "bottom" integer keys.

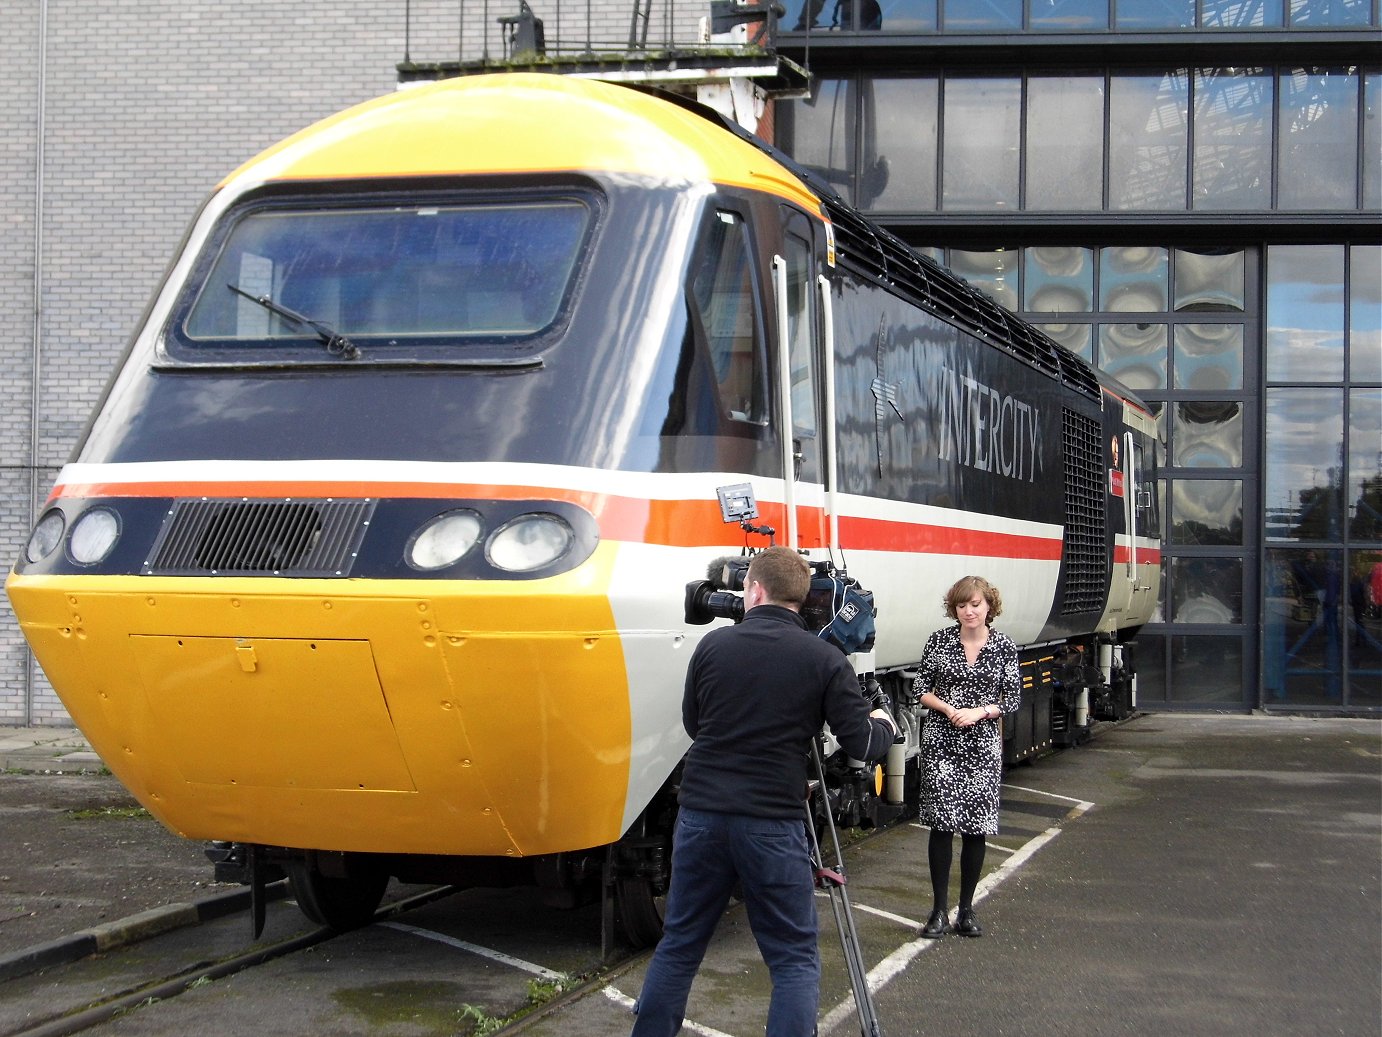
[
  {"left": 821, "top": 200, "right": 1100, "bottom": 401},
  {"left": 144, "top": 498, "right": 375, "bottom": 577}
]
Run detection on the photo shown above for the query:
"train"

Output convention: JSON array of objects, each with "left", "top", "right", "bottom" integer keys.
[{"left": 6, "top": 73, "right": 1160, "bottom": 947}]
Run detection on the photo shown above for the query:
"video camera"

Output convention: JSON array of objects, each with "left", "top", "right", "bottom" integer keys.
[{"left": 684, "top": 555, "right": 877, "bottom": 656}]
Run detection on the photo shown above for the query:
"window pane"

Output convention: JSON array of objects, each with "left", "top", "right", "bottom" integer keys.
[
  {"left": 1266, "top": 388, "right": 1345, "bottom": 540},
  {"left": 1170, "top": 635, "right": 1244, "bottom": 704},
  {"left": 1172, "top": 557, "right": 1243, "bottom": 622},
  {"left": 1348, "top": 549, "right": 1382, "bottom": 706},
  {"left": 948, "top": 249, "right": 1020, "bottom": 311},
  {"left": 1174, "top": 401, "right": 1243, "bottom": 467},
  {"left": 1101, "top": 323, "right": 1168, "bottom": 391},
  {"left": 787, "top": 0, "right": 931, "bottom": 30},
  {"left": 1172, "top": 479, "right": 1244, "bottom": 544},
  {"left": 1289, "top": 0, "right": 1373, "bottom": 26},
  {"left": 1202, "top": 0, "right": 1284, "bottom": 27},
  {"left": 1134, "top": 633, "right": 1168, "bottom": 701},
  {"left": 874, "top": 0, "right": 938, "bottom": 31},
  {"left": 786, "top": 78, "right": 854, "bottom": 204},
  {"left": 1264, "top": 548, "right": 1344, "bottom": 705},
  {"left": 1193, "top": 69, "right": 1273, "bottom": 210},
  {"left": 691, "top": 211, "right": 767, "bottom": 423},
  {"left": 1174, "top": 249, "right": 1245, "bottom": 311},
  {"left": 1036, "top": 322, "right": 1092, "bottom": 362},
  {"left": 183, "top": 201, "right": 590, "bottom": 347},
  {"left": 1267, "top": 244, "right": 1345, "bottom": 382},
  {"left": 1100, "top": 246, "right": 1169, "bottom": 311},
  {"left": 863, "top": 78, "right": 938, "bottom": 211},
  {"left": 1174, "top": 324, "right": 1244, "bottom": 390},
  {"left": 1278, "top": 69, "right": 1359, "bottom": 210},
  {"left": 1025, "top": 247, "right": 1094, "bottom": 312},
  {"left": 1118, "top": 0, "right": 1195, "bottom": 27},
  {"left": 942, "top": 78, "right": 1021, "bottom": 210},
  {"left": 1365, "top": 75, "right": 1381, "bottom": 211},
  {"left": 1349, "top": 389, "right": 1382, "bottom": 540},
  {"left": 1026, "top": 77, "right": 1105, "bottom": 210},
  {"left": 1110, "top": 74, "right": 1190, "bottom": 210},
  {"left": 1351, "top": 245, "right": 1382, "bottom": 381},
  {"left": 943, "top": 0, "right": 1022, "bottom": 30},
  {"left": 1030, "top": 0, "right": 1109, "bottom": 30}
]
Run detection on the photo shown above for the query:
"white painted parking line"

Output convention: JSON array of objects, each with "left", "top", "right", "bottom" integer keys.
[
  {"left": 1002, "top": 782, "right": 1096, "bottom": 811},
  {"left": 602, "top": 985, "right": 736, "bottom": 1037},
  {"left": 378, "top": 920, "right": 565, "bottom": 981},
  {"left": 819, "top": 799, "right": 1096, "bottom": 1035}
]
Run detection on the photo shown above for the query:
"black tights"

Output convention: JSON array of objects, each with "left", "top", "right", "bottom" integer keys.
[{"left": 927, "top": 829, "right": 985, "bottom": 912}]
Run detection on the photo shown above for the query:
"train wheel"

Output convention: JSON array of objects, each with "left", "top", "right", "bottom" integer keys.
[
  {"left": 615, "top": 874, "right": 667, "bottom": 948},
  {"left": 287, "top": 856, "right": 388, "bottom": 931}
]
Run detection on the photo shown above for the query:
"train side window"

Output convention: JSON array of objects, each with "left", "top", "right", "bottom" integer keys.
[
  {"left": 784, "top": 231, "right": 820, "bottom": 483},
  {"left": 689, "top": 210, "right": 767, "bottom": 423}
]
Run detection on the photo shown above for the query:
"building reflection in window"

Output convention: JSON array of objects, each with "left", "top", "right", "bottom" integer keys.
[
  {"left": 1173, "top": 401, "right": 1242, "bottom": 467},
  {"left": 1172, "top": 479, "right": 1244, "bottom": 544},
  {"left": 1110, "top": 73, "right": 1190, "bottom": 210},
  {"left": 1264, "top": 547, "right": 1344, "bottom": 703},
  {"left": 1172, "top": 557, "right": 1243, "bottom": 622},
  {"left": 1266, "top": 388, "right": 1344, "bottom": 540},
  {"left": 1026, "top": 77, "right": 1105, "bottom": 210},
  {"left": 1036, "top": 322, "right": 1092, "bottom": 362},
  {"left": 943, "top": 0, "right": 1021, "bottom": 30},
  {"left": 1025, "top": 246, "right": 1094, "bottom": 312},
  {"left": 942, "top": 78, "right": 1021, "bottom": 210},
  {"left": 1100, "top": 246, "right": 1168, "bottom": 311},
  {"left": 861, "top": 78, "right": 938, "bottom": 210},
  {"left": 1174, "top": 248, "right": 1245, "bottom": 311},
  {"left": 1193, "top": 69, "right": 1273, "bottom": 209},
  {"left": 1101, "top": 323, "right": 1168, "bottom": 391},
  {"left": 1174, "top": 324, "right": 1244, "bottom": 390},
  {"left": 1267, "top": 245, "right": 1345, "bottom": 382},
  {"left": 1347, "top": 549, "right": 1382, "bottom": 705},
  {"left": 949, "top": 248, "right": 1019, "bottom": 311},
  {"left": 1364, "top": 75, "right": 1381, "bottom": 210},
  {"left": 1350, "top": 245, "right": 1381, "bottom": 378},
  {"left": 1348, "top": 389, "right": 1382, "bottom": 539},
  {"left": 1171, "top": 635, "right": 1243, "bottom": 702},
  {"left": 1278, "top": 67, "right": 1359, "bottom": 210}
]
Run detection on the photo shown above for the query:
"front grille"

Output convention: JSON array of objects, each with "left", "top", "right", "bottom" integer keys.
[
  {"left": 1061, "top": 409, "right": 1107, "bottom": 614},
  {"left": 144, "top": 498, "right": 375, "bottom": 577}
]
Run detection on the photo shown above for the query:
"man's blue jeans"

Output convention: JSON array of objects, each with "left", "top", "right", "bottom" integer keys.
[{"left": 630, "top": 806, "right": 819, "bottom": 1037}]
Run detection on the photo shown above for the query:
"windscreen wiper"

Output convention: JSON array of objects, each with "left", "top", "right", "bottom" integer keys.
[{"left": 228, "top": 284, "right": 362, "bottom": 360}]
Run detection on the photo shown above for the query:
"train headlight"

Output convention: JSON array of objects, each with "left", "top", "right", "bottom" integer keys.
[
  {"left": 68, "top": 508, "right": 121, "bottom": 565},
  {"left": 486, "top": 514, "right": 573, "bottom": 573},
  {"left": 407, "top": 510, "right": 483, "bottom": 571},
  {"left": 25, "top": 510, "right": 66, "bottom": 563}
]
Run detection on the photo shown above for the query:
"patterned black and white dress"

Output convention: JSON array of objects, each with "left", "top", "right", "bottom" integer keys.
[{"left": 912, "top": 625, "right": 1021, "bottom": 835}]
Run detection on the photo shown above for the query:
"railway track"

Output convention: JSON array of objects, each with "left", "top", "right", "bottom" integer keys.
[{"left": 0, "top": 882, "right": 612, "bottom": 1037}]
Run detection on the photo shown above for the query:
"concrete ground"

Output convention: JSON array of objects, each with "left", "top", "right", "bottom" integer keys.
[{"left": 1, "top": 715, "right": 1378, "bottom": 1036}]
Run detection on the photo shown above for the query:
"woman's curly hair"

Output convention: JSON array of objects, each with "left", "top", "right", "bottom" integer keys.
[{"left": 942, "top": 575, "right": 1003, "bottom": 624}]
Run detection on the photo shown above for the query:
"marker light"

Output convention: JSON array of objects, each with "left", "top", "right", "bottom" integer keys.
[
  {"left": 68, "top": 508, "right": 121, "bottom": 565},
  {"left": 407, "top": 510, "right": 483, "bottom": 571},
  {"left": 486, "top": 514, "right": 573, "bottom": 573},
  {"left": 25, "top": 510, "right": 65, "bottom": 563}
]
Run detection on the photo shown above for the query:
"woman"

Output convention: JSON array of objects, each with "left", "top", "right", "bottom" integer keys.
[{"left": 912, "top": 575, "right": 1021, "bottom": 938}]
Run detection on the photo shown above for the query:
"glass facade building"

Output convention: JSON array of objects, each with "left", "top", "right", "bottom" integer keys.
[{"left": 777, "top": 0, "right": 1380, "bottom": 711}]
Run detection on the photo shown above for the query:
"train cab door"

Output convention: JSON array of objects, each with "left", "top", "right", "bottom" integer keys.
[{"left": 771, "top": 213, "right": 830, "bottom": 551}]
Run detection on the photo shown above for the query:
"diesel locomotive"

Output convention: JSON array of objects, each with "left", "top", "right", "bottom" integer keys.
[{"left": 7, "top": 73, "right": 1160, "bottom": 945}]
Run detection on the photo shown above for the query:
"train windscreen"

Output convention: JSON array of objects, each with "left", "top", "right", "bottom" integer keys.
[{"left": 176, "top": 196, "right": 592, "bottom": 355}]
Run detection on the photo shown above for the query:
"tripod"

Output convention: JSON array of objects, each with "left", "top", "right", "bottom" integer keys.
[{"left": 806, "top": 740, "right": 883, "bottom": 1037}]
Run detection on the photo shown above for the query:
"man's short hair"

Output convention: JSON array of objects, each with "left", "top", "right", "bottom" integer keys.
[{"left": 747, "top": 547, "right": 810, "bottom": 607}]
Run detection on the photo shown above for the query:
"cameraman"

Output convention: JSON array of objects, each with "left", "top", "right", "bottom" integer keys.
[{"left": 630, "top": 546, "right": 897, "bottom": 1037}]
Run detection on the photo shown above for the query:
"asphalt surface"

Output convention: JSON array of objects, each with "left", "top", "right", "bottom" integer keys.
[{"left": 1, "top": 715, "right": 1378, "bottom": 1037}]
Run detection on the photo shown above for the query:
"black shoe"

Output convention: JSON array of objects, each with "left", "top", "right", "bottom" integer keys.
[
  {"left": 919, "top": 908, "right": 951, "bottom": 938},
  {"left": 955, "top": 908, "right": 983, "bottom": 937}
]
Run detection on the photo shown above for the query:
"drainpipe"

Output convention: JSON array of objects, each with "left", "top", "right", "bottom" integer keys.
[{"left": 25, "top": 0, "right": 49, "bottom": 726}]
